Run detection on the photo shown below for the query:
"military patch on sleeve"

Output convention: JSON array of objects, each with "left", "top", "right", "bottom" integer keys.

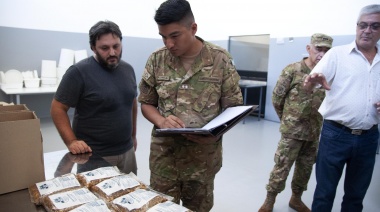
[
  {"left": 273, "top": 84, "right": 286, "bottom": 95},
  {"left": 140, "top": 81, "right": 151, "bottom": 95},
  {"left": 142, "top": 71, "right": 151, "bottom": 80}
]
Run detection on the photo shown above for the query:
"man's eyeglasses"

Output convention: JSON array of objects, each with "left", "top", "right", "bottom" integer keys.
[{"left": 357, "top": 22, "right": 380, "bottom": 31}]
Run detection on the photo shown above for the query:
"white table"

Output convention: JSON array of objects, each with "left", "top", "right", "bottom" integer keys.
[
  {"left": 239, "top": 80, "right": 267, "bottom": 122},
  {"left": 0, "top": 86, "right": 57, "bottom": 104}
]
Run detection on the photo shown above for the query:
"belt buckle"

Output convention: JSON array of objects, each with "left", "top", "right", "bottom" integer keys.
[{"left": 351, "top": 129, "right": 362, "bottom": 135}]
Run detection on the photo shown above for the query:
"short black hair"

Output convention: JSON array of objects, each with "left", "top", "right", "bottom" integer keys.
[
  {"left": 89, "top": 20, "right": 122, "bottom": 47},
  {"left": 154, "top": 0, "right": 194, "bottom": 27}
]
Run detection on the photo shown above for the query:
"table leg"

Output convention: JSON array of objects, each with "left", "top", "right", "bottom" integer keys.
[
  {"left": 258, "top": 87, "right": 263, "bottom": 121},
  {"left": 16, "top": 94, "right": 20, "bottom": 104},
  {"left": 243, "top": 87, "right": 247, "bottom": 124}
]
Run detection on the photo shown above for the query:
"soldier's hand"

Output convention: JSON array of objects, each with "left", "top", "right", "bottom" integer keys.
[
  {"left": 159, "top": 115, "right": 185, "bottom": 129},
  {"left": 182, "top": 134, "right": 221, "bottom": 144}
]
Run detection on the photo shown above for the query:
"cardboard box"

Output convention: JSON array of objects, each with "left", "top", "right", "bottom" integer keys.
[
  {"left": 0, "top": 104, "right": 29, "bottom": 112},
  {"left": 0, "top": 110, "right": 45, "bottom": 194}
]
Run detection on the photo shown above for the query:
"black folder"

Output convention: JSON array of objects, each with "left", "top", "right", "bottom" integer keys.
[{"left": 155, "top": 105, "right": 258, "bottom": 137}]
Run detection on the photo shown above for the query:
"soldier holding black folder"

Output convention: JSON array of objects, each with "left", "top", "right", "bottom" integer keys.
[{"left": 137, "top": 0, "right": 243, "bottom": 211}]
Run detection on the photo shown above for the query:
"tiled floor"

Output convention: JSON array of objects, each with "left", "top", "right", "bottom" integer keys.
[{"left": 40, "top": 110, "right": 380, "bottom": 212}]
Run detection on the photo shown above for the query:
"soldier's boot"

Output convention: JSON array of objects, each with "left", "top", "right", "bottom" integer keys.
[
  {"left": 289, "top": 190, "right": 311, "bottom": 212},
  {"left": 258, "top": 191, "right": 277, "bottom": 212}
]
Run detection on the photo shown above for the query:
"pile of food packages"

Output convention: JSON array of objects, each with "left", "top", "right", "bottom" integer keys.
[{"left": 28, "top": 166, "right": 193, "bottom": 212}]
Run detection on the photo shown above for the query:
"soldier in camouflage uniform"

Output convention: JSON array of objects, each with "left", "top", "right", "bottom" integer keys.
[
  {"left": 137, "top": 1, "right": 243, "bottom": 212},
  {"left": 259, "top": 33, "right": 333, "bottom": 212}
]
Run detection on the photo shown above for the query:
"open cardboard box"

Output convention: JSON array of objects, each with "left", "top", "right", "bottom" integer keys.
[
  {"left": 0, "top": 104, "right": 29, "bottom": 112},
  {"left": 0, "top": 110, "right": 45, "bottom": 194}
]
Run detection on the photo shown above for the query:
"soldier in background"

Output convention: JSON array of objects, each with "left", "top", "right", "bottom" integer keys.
[
  {"left": 258, "top": 33, "right": 333, "bottom": 212},
  {"left": 137, "top": 0, "right": 243, "bottom": 211}
]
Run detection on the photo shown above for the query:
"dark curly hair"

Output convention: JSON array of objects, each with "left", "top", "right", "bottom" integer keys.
[{"left": 89, "top": 20, "right": 122, "bottom": 48}]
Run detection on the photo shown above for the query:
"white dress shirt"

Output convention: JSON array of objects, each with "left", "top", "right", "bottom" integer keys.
[{"left": 310, "top": 41, "right": 380, "bottom": 129}]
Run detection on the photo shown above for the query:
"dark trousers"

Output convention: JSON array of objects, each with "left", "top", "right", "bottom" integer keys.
[{"left": 312, "top": 120, "right": 379, "bottom": 212}]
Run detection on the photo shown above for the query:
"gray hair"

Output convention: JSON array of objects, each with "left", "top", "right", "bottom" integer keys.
[{"left": 357, "top": 4, "right": 380, "bottom": 22}]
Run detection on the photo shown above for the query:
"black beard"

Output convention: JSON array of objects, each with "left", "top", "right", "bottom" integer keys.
[{"left": 95, "top": 51, "right": 122, "bottom": 71}]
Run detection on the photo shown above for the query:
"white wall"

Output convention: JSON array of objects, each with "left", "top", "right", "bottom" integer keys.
[{"left": 1, "top": 0, "right": 379, "bottom": 40}]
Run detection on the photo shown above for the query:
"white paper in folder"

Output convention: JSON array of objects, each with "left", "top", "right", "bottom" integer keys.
[
  {"left": 75, "top": 50, "right": 88, "bottom": 63},
  {"left": 58, "top": 48, "right": 75, "bottom": 68},
  {"left": 41, "top": 60, "right": 57, "bottom": 78}
]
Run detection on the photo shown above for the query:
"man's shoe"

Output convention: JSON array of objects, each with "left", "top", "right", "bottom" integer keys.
[
  {"left": 289, "top": 191, "right": 311, "bottom": 212},
  {"left": 258, "top": 192, "right": 277, "bottom": 212}
]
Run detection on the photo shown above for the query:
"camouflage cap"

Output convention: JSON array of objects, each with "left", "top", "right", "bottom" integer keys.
[{"left": 311, "top": 33, "right": 333, "bottom": 48}]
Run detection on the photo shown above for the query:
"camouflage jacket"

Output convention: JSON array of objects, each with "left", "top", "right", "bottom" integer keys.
[
  {"left": 138, "top": 37, "right": 243, "bottom": 131},
  {"left": 272, "top": 58, "right": 325, "bottom": 141}
]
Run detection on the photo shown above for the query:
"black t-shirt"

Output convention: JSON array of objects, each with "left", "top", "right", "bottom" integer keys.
[{"left": 55, "top": 56, "right": 137, "bottom": 156}]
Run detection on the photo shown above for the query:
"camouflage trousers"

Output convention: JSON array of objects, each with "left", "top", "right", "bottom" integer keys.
[
  {"left": 151, "top": 172, "right": 215, "bottom": 212},
  {"left": 266, "top": 136, "right": 318, "bottom": 193},
  {"left": 149, "top": 135, "right": 222, "bottom": 212}
]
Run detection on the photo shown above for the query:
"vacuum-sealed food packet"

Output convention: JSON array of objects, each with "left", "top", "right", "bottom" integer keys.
[
  {"left": 68, "top": 199, "right": 115, "bottom": 212},
  {"left": 111, "top": 188, "right": 171, "bottom": 212},
  {"left": 42, "top": 188, "right": 98, "bottom": 212},
  {"left": 147, "top": 201, "right": 194, "bottom": 212},
  {"left": 90, "top": 172, "right": 147, "bottom": 202},
  {"left": 76, "top": 166, "right": 122, "bottom": 188},
  {"left": 29, "top": 173, "right": 82, "bottom": 205}
]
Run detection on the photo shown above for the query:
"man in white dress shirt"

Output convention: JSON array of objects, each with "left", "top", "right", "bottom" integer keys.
[{"left": 304, "top": 4, "right": 380, "bottom": 211}]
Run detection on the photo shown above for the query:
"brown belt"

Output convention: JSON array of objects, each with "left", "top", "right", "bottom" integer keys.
[{"left": 325, "top": 120, "right": 378, "bottom": 135}]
